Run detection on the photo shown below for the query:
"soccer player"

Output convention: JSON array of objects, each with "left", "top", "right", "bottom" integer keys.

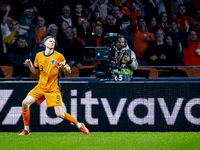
[{"left": 18, "top": 36, "right": 89, "bottom": 135}]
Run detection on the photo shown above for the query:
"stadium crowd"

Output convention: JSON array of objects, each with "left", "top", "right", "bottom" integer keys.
[{"left": 0, "top": 0, "right": 200, "bottom": 77}]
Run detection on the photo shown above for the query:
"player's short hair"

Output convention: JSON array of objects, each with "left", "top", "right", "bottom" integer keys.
[{"left": 44, "top": 36, "right": 55, "bottom": 42}]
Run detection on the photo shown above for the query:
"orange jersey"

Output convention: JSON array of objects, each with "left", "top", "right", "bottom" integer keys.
[{"left": 34, "top": 50, "right": 66, "bottom": 91}]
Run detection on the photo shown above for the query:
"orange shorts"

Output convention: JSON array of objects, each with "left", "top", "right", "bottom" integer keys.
[{"left": 28, "top": 85, "right": 62, "bottom": 108}]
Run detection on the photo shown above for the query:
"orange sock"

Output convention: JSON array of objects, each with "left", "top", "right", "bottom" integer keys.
[
  {"left": 22, "top": 108, "right": 30, "bottom": 126},
  {"left": 64, "top": 113, "right": 78, "bottom": 125}
]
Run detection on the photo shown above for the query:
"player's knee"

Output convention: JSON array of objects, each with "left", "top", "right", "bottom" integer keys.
[
  {"left": 55, "top": 112, "right": 65, "bottom": 119},
  {"left": 22, "top": 100, "right": 29, "bottom": 109}
]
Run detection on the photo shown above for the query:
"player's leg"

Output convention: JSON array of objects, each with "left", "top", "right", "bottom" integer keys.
[
  {"left": 18, "top": 95, "right": 36, "bottom": 135},
  {"left": 54, "top": 106, "right": 89, "bottom": 135}
]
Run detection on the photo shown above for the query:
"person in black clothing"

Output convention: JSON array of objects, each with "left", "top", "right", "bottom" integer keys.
[
  {"left": 142, "top": 29, "right": 177, "bottom": 66},
  {"left": 57, "top": 27, "right": 84, "bottom": 68},
  {"left": 89, "top": 24, "right": 105, "bottom": 47},
  {"left": 102, "top": 14, "right": 119, "bottom": 37},
  {"left": 77, "top": 18, "right": 93, "bottom": 46},
  {"left": 52, "top": 5, "right": 76, "bottom": 29},
  {"left": 7, "top": 35, "right": 32, "bottom": 77}
]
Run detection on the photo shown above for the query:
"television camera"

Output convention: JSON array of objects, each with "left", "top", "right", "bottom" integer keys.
[{"left": 84, "top": 33, "right": 120, "bottom": 81}]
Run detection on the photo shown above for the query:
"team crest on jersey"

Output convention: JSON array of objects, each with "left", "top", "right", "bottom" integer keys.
[{"left": 51, "top": 59, "right": 55, "bottom": 67}]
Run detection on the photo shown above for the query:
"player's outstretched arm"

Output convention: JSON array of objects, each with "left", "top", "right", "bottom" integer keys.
[
  {"left": 59, "top": 61, "right": 71, "bottom": 74},
  {"left": 23, "top": 59, "right": 39, "bottom": 74}
]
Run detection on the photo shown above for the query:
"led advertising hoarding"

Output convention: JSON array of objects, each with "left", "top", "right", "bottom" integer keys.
[{"left": 0, "top": 82, "right": 200, "bottom": 132}]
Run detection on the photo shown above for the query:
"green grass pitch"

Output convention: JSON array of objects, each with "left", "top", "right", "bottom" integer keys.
[{"left": 0, "top": 132, "right": 200, "bottom": 150}]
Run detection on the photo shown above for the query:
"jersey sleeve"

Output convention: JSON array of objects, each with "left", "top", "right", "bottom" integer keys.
[
  {"left": 34, "top": 53, "right": 39, "bottom": 69},
  {"left": 59, "top": 53, "right": 66, "bottom": 65}
]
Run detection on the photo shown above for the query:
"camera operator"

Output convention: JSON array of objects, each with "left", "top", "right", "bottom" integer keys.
[{"left": 111, "top": 35, "right": 138, "bottom": 81}]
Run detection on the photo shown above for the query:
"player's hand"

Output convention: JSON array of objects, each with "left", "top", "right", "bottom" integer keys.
[
  {"left": 64, "top": 64, "right": 71, "bottom": 73},
  {"left": 23, "top": 59, "right": 32, "bottom": 67},
  {"left": 124, "top": 55, "right": 130, "bottom": 62},
  {"left": 58, "top": 61, "right": 66, "bottom": 69}
]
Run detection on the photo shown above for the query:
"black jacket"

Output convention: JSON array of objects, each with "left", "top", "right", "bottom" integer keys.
[
  {"left": 142, "top": 41, "right": 177, "bottom": 66},
  {"left": 88, "top": 35, "right": 106, "bottom": 47},
  {"left": 7, "top": 42, "right": 32, "bottom": 77},
  {"left": 57, "top": 38, "right": 84, "bottom": 64},
  {"left": 77, "top": 26, "right": 93, "bottom": 46}
]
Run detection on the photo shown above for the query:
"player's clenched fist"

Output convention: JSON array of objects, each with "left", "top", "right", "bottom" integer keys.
[
  {"left": 59, "top": 61, "right": 71, "bottom": 74},
  {"left": 23, "top": 59, "right": 32, "bottom": 67}
]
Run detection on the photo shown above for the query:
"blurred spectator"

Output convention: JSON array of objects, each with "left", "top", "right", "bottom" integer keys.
[
  {"left": 9, "top": 0, "right": 31, "bottom": 21},
  {"left": 90, "top": 24, "right": 105, "bottom": 47},
  {"left": 131, "top": 0, "right": 146, "bottom": 16},
  {"left": 72, "top": 3, "right": 84, "bottom": 23},
  {"left": 83, "top": 8, "right": 93, "bottom": 24},
  {"left": 171, "top": 0, "right": 183, "bottom": 18},
  {"left": 0, "top": 2, "right": 7, "bottom": 64},
  {"left": 165, "top": 35, "right": 183, "bottom": 65},
  {"left": 107, "top": 1, "right": 114, "bottom": 14},
  {"left": 119, "top": 0, "right": 131, "bottom": 16},
  {"left": 57, "top": 20, "right": 69, "bottom": 42},
  {"left": 88, "top": 24, "right": 105, "bottom": 65},
  {"left": 7, "top": 35, "right": 32, "bottom": 77},
  {"left": 190, "top": 8, "right": 200, "bottom": 40},
  {"left": 0, "top": 2, "right": 7, "bottom": 22},
  {"left": 72, "top": 26, "right": 86, "bottom": 47},
  {"left": 102, "top": 14, "right": 119, "bottom": 37},
  {"left": 158, "top": 11, "right": 169, "bottom": 34},
  {"left": 57, "top": 27, "right": 84, "bottom": 68},
  {"left": 155, "top": 0, "right": 166, "bottom": 15},
  {"left": 111, "top": 5, "right": 120, "bottom": 25},
  {"left": 87, "top": 7, "right": 102, "bottom": 32},
  {"left": 166, "top": 20, "right": 182, "bottom": 46},
  {"left": 145, "top": 0, "right": 159, "bottom": 18},
  {"left": 172, "top": 4, "right": 193, "bottom": 32},
  {"left": 123, "top": 25, "right": 134, "bottom": 50},
  {"left": 193, "top": 0, "right": 200, "bottom": 10},
  {"left": 90, "top": 0, "right": 108, "bottom": 24},
  {"left": 148, "top": 16, "right": 159, "bottom": 36},
  {"left": 52, "top": 5, "right": 76, "bottom": 29},
  {"left": 4, "top": 21, "right": 20, "bottom": 48},
  {"left": 32, "top": 0, "right": 55, "bottom": 24},
  {"left": 1, "top": 4, "right": 14, "bottom": 54},
  {"left": 131, "top": 5, "right": 155, "bottom": 66},
  {"left": 165, "top": 35, "right": 173, "bottom": 47},
  {"left": 19, "top": 6, "right": 38, "bottom": 33},
  {"left": 32, "top": 35, "right": 46, "bottom": 62},
  {"left": 183, "top": 30, "right": 200, "bottom": 66},
  {"left": 46, "top": 24, "right": 59, "bottom": 49},
  {"left": 143, "top": 29, "right": 177, "bottom": 66},
  {"left": 77, "top": 18, "right": 93, "bottom": 46},
  {"left": 26, "top": 13, "right": 48, "bottom": 50},
  {"left": 113, "top": 6, "right": 131, "bottom": 33}
]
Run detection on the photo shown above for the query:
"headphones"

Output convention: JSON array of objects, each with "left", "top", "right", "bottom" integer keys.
[{"left": 116, "top": 35, "right": 127, "bottom": 48}]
